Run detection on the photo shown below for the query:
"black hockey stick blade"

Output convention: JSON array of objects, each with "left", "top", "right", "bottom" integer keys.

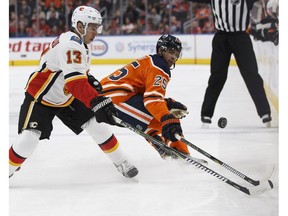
[
  {"left": 113, "top": 116, "right": 274, "bottom": 195},
  {"left": 162, "top": 144, "right": 274, "bottom": 195},
  {"left": 175, "top": 134, "right": 275, "bottom": 187}
]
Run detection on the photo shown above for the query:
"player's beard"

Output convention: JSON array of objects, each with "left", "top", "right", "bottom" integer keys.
[{"left": 167, "top": 59, "right": 175, "bottom": 67}]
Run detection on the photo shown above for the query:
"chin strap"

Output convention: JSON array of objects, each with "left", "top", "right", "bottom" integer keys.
[
  {"left": 75, "top": 26, "right": 87, "bottom": 41},
  {"left": 170, "top": 63, "right": 175, "bottom": 70}
]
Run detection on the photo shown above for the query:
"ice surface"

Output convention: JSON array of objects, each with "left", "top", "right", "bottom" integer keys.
[{"left": 9, "top": 65, "right": 279, "bottom": 216}]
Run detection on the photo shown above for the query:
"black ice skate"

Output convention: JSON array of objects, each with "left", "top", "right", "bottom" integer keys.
[
  {"left": 201, "top": 116, "right": 211, "bottom": 128},
  {"left": 262, "top": 114, "right": 272, "bottom": 128}
]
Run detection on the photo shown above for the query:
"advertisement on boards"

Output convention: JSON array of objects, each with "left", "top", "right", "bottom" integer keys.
[{"left": 9, "top": 35, "right": 201, "bottom": 65}]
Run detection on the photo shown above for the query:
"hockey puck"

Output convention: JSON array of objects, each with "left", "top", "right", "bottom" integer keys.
[{"left": 218, "top": 117, "right": 227, "bottom": 128}]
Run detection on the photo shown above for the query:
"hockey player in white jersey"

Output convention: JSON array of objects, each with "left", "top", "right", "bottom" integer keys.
[{"left": 9, "top": 6, "right": 138, "bottom": 179}]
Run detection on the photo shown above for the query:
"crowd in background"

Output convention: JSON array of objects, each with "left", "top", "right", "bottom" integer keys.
[
  {"left": 9, "top": 0, "right": 278, "bottom": 46},
  {"left": 9, "top": 0, "right": 215, "bottom": 37}
]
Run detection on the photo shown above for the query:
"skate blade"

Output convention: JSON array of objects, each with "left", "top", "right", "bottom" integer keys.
[
  {"left": 201, "top": 123, "right": 210, "bottom": 129},
  {"left": 265, "top": 122, "right": 271, "bottom": 128},
  {"left": 129, "top": 177, "right": 139, "bottom": 183}
]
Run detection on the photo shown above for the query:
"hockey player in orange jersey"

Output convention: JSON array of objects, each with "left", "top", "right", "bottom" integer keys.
[
  {"left": 9, "top": 6, "right": 138, "bottom": 179},
  {"left": 98, "top": 34, "right": 190, "bottom": 158}
]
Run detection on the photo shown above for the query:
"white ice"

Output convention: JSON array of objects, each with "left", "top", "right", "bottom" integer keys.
[{"left": 9, "top": 65, "right": 279, "bottom": 216}]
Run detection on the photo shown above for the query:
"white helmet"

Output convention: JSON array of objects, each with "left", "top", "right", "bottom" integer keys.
[{"left": 71, "top": 6, "right": 103, "bottom": 34}]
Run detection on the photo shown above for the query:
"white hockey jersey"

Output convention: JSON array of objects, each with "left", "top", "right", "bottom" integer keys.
[{"left": 25, "top": 31, "right": 98, "bottom": 108}]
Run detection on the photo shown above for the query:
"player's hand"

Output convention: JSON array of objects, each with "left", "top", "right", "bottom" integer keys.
[
  {"left": 165, "top": 98, "right": 189, "bottom": 119},
  {"left": 160, "top": 114, "right": 183, "bottom": 142},
  {"left": 88, "top": 73, "right": 103, "bottom": 93},
  {"left": 91, "top": 96, "right": 117, "bottom": 125}
]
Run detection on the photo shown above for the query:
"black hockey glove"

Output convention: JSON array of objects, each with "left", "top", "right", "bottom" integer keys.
[
  {"left": 165, "top": 98, "right": 189, "bottom": 119},
  {"left": 160, "top": 114, "right": 183, "bottom": 142},
  {"left": 88, "top": 73, "right": 103, "bottom": 93},
  {"left": 91, "top": 96, "right": 117, "bottom": 125}
]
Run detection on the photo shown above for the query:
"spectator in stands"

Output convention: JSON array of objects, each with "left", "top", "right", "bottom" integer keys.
[
  {"left": 160, "top": 15, "right": 169, "bottom": 28},
  {"left": 46, "top": 6, "right": 59, "bottom": 20},
  {"left": 45, "top": 0, "right": 62, "bottom": 9},
  {"left": 190, "top": 20, "right": 202, "bottom": 33},
  {"left": 9, "top": 11, "right": 17, "bottom": 37},
  {"left": 201, "top": 16, "right": 214, "bottom": 33},
  {"left": 121, "top": 17, "right": 136, "bottom": 34},
  {"left": 18, "top": 21, "right": 28, "bottom": 37},
  {"left": 195, "top": 3, "right": 210, "bottom": 29},
  {"left": 49, "top": 25, "right": 60, "bottom": 36},
  {"left": 31, "top": 5, "right": 46, "bottom": 21},
  {"left": 26, "top": 23, "right": 39, "bottom": 37},
  {"left": 148, "top": 7, "right": 162, "bottom": 32},
  {"left": 39, "top": 18, "right": 51, "bottom": 36},
  {"left": 47, "top": 10, "right": 60, "bottom": 28},
  {"left": 57, "top": 0, "right": 68, "bottom": 25},
  {"left": 134, "top": 18, "right": 145, "bottom": 34},
  {"left": 106, "top": 9, "right": 121, "bottom": 35},
  {"left": 159, "top": 23, "right": 170, "bottom": 35},
  {"left": 123, "top": 2, "right": 139, "bottom": 24},
  {"left": 171, "top": 0, "right": 190, "bottom": 22},
  {"left": 19, "top": 0, "right": 32, "bottom": 20},
  {"left": 170, "top": 15, "right": 182, "bottom": 34}
]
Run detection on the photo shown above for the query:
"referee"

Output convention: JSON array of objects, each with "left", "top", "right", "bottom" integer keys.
[{"left": 189, "top": 0, "right": 272, "bottom": 127}]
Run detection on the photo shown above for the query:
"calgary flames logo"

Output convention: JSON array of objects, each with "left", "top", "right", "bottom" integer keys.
[{"left": 63, "top": 85, "right": 70, "bottom": 95}]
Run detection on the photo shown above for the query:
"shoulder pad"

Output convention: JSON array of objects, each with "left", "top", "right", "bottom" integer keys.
[
  {"left": 150, "top": 54, "right": 171, "bottom": 77},
  {"left": 70, "top": 36, "right": 82, "bottom": 45}
]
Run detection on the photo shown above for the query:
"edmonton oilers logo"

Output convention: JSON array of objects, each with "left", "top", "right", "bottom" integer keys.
[
  {"left": 90, "top": 39, "right": 108, "bottom": 56},
  {"left": 230, "top": 0, "right": 240, "bottom": 5}
]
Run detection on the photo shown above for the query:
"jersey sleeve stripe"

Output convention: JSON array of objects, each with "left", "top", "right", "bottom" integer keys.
[
  {"left": 65, "top": 75, "right": 87, "bottom": 83},
  {"left": 102, "top": 83, "right": 134, "bottom": 92},
  {"left": 144, "top": 98, "right": 163, "bottom": 107},
  {"left": 102, "top": 92, "right": 129, "bottom": 98},
  {"left": 102, "top": 88, "right": 132, "bottom": 94},
  {"left": 65, "top": 73, "right": 87, "bottom": 83},
  {"left": 64, "top": 71, "right": 84, "bottom": 79},
  {"left": 144, "top": 91, "right": 164, "bottom": 98}
]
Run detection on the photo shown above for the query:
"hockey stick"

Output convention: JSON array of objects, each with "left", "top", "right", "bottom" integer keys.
[
  {"left": 113, "top": 116, "right": 274, "bottom": 195},
  {"left": 175, "top": 134, "right": 275, "bottom": 187}
]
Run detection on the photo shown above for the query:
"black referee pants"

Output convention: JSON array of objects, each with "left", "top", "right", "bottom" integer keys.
[{"left": 201, "top": 31, "right": 271, "bottom": 119}]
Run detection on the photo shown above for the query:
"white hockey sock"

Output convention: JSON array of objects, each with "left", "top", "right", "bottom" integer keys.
[
  {"left": 84, "top": 118, "right": 126, "bottom": 166},
  {"left": 9, "top": 130, "right": 41, "bottom": 177}
]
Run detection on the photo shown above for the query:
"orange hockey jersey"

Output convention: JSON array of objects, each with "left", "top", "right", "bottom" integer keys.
[{"left": 100, "top": 54, "right": 172, "bottom": 122}]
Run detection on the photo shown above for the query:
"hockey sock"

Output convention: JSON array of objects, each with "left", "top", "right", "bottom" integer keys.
[
  {"left": 9, "top": 147, "right": 26, "bottom": 177},
  {"left": 84, "top": 118, "right": 126, "bottom": 166},
  {"left": 98, "top": 134, "right": 126, "bottom": 166},
  {"left": 9, "top": 130, "right": 41, "bottom": 177}
]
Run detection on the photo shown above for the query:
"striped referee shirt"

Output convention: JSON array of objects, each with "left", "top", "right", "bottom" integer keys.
[{"left": 190, "top": 0, "right": 258, "bottom": 32}]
